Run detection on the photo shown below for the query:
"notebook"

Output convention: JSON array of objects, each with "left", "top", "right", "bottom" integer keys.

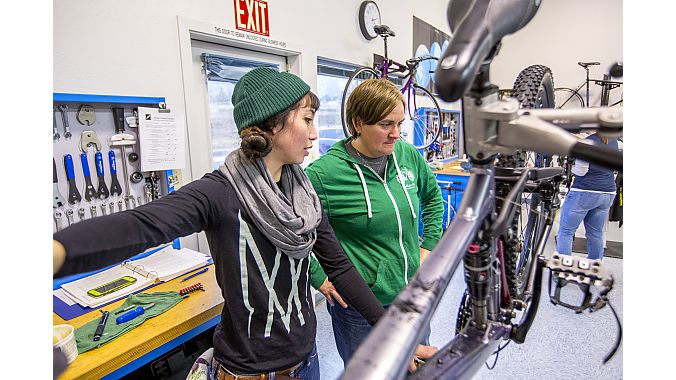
[{"left": 58, "top": 246, "right": 210, "bottom": 308}]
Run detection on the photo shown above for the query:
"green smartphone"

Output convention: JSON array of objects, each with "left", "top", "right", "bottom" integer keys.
[{"left": 87, "top": 276, "right": 137, "bottom": 298}]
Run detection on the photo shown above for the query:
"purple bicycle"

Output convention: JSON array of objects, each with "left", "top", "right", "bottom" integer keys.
[{"left": 340, "top": 24, "right": 443, "bottom": 150}]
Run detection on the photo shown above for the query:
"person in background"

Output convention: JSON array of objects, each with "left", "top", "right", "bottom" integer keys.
[
  {"left": 305, "top": 78, "right": 444, "bottom": 364},
  {"left": 53, "top": 68, "right": 436, "bottom": 379},
  {"left": 556, "top": 132, "right": 620, "bottom": 260}
]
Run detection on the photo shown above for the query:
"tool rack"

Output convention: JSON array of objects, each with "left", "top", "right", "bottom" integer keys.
[{"left": 52, "top": 93, "right": 181, "bottom": 233}]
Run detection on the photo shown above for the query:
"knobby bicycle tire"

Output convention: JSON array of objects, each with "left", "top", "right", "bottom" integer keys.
[
  {"left": 341, "top": 67, "right": 379, "bottom": 138},
  {"left": 499, "top": 64, "right": 555, "bottom": 299},
  {"left": 554, "top": 87, "right": 585, "bottom": 109},
  {"left": 409, "top": 84, "right": 442, "bottom": 150}
]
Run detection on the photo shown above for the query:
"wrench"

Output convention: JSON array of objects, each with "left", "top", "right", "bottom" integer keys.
[
  {"left": 54, "top": 210, "right": 63, "bottom": 232},
  {"left": 90, "top": 205, "right": 98, "bottom": 218},
  {"left": 110, "top": 108, "right": 136, "bottom": 206},
  {"left": 53, "top": 158, "right": 65, "bottom": 208},
  {"left": 95, "top": 152, "right": 110, "bottom": 199},
  {"left": 100, "top": 203, "right": 107, "bottom": 216},
  {"left": 78, "top": 207, "right": 86, "bottom": 221},
  {"left": 108, "top": 151, "right": 123, "bottom": 197},
  {"left": 80, "top": 130, "right": 102, "bottom": 153},
  {"left": 58, "top": 104, "right": 72, "bottom": 140},
  {"left": 77, "top": 105, "right": 96, "bottom": 126},
  {"left": 80, "top": 153, "right": 98, "bottom": 201},
  {"left": 65, "top": 209, "right": 75, "bottom": 226},
  {"left": 109, "top": 202, "right": 115, "bottom": 215},
  {"left": 63, "top": 154, "right": 82, "bottom": 204},
  {"left": 53, "top": 106, "right": 60, "bottom": 142},
  {"left": 117, "top": 200, "right": 124, "bottom": 212}
]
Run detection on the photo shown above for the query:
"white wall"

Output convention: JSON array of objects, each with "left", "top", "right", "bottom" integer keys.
[
  {"left": 54, "top": 0, "right": 622, "bottom": 164},
  {"left": 492, "top": 0, "right": 623, "bottom": 92}
]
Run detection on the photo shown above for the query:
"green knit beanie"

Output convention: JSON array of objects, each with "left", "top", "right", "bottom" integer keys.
[{"left": 232, "top": 67, "right": 311, "bottom": 132}]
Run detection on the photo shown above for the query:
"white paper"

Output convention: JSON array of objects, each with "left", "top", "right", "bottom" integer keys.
[
  {"left": 138, "top": 106, "right": 186, "bottom": 171},
  {"left": 53, "top": 288, "right": 77, "bottom": 306}
]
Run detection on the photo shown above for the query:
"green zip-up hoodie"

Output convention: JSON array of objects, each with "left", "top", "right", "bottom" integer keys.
[{"left": 306, "top": 139, "right": 444, "bottom": 304}]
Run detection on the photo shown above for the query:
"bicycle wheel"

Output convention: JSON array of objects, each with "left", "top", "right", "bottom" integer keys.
[
  {"left": 497, "top": 65, "right": 555, "bottom": 168},
  {"left": 408, "top": 84, "right": 442, "bottom": 150},
  {"left": 499, "top": 64, "right": 555, "bottom": 299},
  {"left": 341, "top": 67, "right": 379, "bottom": 138},
  {"left": 554, "top": 87, "right": 584, "bottom": 109}
]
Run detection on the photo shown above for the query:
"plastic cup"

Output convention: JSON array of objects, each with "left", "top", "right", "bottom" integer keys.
[{"left": 53, "top": 324, "right": 78, "bottom": 364}]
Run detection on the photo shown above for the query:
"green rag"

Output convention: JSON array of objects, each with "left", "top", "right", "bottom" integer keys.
[{"left": 75, "top": 291, "right": 183, "bottom": 353}]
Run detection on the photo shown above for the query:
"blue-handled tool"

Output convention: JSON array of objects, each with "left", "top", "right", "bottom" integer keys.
[
  {"left": 80, "top": 153, "right": 98, "bottom": 201},
  {"left": 95, "top": 152, "right": 110, "bottom": 199},
  {"left": 64, "top": 154, "right": 81, "bottom": 204},
  {"left": 115, "top": 303, "right": 155, "bottom": 324},
  {"left": 108, "top": 150, "right": 123, "bottom": 197}
]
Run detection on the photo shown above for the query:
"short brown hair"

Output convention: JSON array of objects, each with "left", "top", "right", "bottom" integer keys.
[
  {"left": 240, "top": 91, "right": 320, "bottom": 159},
  {"left": 345, "top": 79, "right": 405, "bottom": 138}
]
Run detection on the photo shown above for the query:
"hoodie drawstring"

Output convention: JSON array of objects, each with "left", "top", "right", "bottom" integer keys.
[
  {"left": 392, "top": 151, "right": 417, "bottom": 219},
  {"left": 353, "top": 163, "right": 373, "bottom": 218}
]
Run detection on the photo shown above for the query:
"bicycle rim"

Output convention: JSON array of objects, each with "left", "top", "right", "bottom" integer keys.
[
  {"left": 409, "top": 84, "right": 442, "bottom": 149},
  {"left": 554, "top": 88, "right": 584, "bottom": 109},
  {"left": 514, "top": 195, "right": 542, "bottom": 297},
  {"left": 341, "top": 67, "right": 379, "bottom": 138}
]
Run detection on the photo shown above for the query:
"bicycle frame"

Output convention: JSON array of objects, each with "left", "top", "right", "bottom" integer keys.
[{"left": 340, "top": 75, "right": 622, "bottom": 380}]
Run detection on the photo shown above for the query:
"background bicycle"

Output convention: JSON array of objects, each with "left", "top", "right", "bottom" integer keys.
[
  {"left": 340, "top": 24, "right": 442, "bottom": 151},
  {"left": 555, "top": 61, "right": 623, "bottom": 109}
]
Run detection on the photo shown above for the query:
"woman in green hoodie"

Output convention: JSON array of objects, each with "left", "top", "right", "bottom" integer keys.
[{"left": 306, "top": 78, "right": 444, "bottom": 364}]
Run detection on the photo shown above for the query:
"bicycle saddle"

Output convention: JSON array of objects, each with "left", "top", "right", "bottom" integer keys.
[
  {"left": 434, "top": 0, "right": 541, "bottom": 102},
  {"left": 373, "top": 24, "right": 395, "bottom": 37},
  {"left": 578, "top": 61, "right": 600, "bottom": 68}
]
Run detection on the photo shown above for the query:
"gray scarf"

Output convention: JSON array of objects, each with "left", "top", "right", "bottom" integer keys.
[{"left": 220, "top": 149, "right": 322, "bottom": 259}]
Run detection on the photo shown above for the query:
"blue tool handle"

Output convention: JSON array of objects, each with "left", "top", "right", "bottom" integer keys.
[
  {"left": 108, "top": 150, "right": 118, "bottom": 175},
  {"left": 115, "top": 306, "right": 145, "bottom": 324},
  {"left": 95, "top": 152, "right": 105, "bottom": 177},
  {"left": 64, "top": 154, "right": 76, "bottom": 179},
  {"left": 80, "top": 153, "right": 91, "bottom": 177}
]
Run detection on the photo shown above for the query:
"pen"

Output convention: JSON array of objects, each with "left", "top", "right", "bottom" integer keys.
[
  {"left": 181, "top": 267, "right": 209, "bottom": 282},
  {"left": 93, "top": 310, "right": 110, "bottom": 341},
  {"left": 115, "top": 305, "right": 136, "bottom": 315}
]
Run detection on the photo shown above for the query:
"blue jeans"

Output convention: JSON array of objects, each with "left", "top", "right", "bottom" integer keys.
[
  {"left": 289, "top": 344, "right": 320, "bottom": 380},
  {"left": 327, "top": 303, "right": 431, "bottom": 365},
  {"left": 556, "top": 191, "right": 615, "bottom": 260}
]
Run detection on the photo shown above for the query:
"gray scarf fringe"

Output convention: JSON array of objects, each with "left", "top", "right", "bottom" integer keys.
[{"left": 220, "top": 149, "right": 321, "bottom": 259}]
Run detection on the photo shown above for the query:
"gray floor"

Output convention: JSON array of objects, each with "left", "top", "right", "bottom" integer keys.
[{"left": 314, "top": 219, "right": 623, "bottom": 379}]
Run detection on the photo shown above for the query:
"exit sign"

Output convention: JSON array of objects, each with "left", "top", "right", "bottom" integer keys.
[{"left": 234, "top": 0, "right": 270, "bottom": 36}]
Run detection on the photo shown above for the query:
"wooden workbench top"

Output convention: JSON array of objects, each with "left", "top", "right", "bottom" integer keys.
[
  {"left": 433, "top": 161, "right": 470, "bottom": 176},
  {"left": 54, "top": 264, "right": 223, "bottom": 380}
]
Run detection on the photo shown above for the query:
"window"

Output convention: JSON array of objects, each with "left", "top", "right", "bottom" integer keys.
[
  {"left": 201, "top": 53, "right": 280, "bottom": 170},
  {"left": 316, "top": 58, "right": 358, "bottom": 155}
]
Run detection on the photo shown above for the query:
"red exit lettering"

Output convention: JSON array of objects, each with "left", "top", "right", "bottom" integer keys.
[{"left": 234, "top": 0, "right": 270, "bottom": 36}]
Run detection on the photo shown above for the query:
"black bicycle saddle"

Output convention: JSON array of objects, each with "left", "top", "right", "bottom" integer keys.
[
  {"left": 578, "top": 61, "right": 601, "bottom": 68},
  {"left": 435, "top": 0, "right": 542, "bottom": 102},
  {"left": 373, "top": 24, "right": 395, "bottom": 37}
]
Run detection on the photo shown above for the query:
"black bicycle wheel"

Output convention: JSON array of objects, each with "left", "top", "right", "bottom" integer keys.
[
  {"left": 498, "top": 64, "right": 555, "bottom": 299},
  {"left": 341, "top": 67, "right": 379, "bottom": 138},
  {"left": 554, "top": 87, "right": 584, "bottom": 109},
  {"left": 409, "top": 84, "right": 442, "bottom": 150}
]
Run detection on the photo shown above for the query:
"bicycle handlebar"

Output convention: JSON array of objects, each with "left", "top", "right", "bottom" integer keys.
[
  {"left": 434, "top": 0, "right": 541, "bottom": 102},
  {"left": 570, "top": 141, "right": 622, "bottom": 171}
]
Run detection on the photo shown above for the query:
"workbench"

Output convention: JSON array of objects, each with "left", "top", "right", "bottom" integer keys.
[
  {"left": 54, "top": 264, "right": 222, "bottom": 380},
  {"left": 433, "top": 161, "right": 470, "bottom": 230}
]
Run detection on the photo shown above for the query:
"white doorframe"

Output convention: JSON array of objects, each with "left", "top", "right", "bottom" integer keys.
[{"left": 176, "top": 16, "right": 303, "bottom": 253}]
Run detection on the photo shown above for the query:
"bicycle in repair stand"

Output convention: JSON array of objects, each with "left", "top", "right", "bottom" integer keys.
[
  {"left": 341, "top": 24, "right": 442, "bottom": 151},
  {"left": 340, "top": 0, "right": 623, "bottom": 379}
]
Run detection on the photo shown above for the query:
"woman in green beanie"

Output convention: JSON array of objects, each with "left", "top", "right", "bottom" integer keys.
[
  {"left": 53, "top": 67, "right": 435, "bottom": 379},
  {"left": 306, "top": 78, "right": 444, "bottom": 365}
]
